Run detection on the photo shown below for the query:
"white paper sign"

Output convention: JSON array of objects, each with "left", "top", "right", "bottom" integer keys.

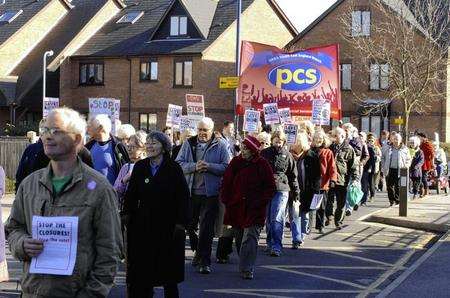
[
  {"left": 30, "top": 216, "right": 78, "bottom": 276},
  {"left": 43, "top": 97, "right": 59, "bottom": 118},
  {"left": 310, "top": 194, "right": 324, "bottom": 210},
  {"left": 186, "top": 94, "right": 205, "bottom": 123},
  {"left": 263, "top": 103, "right": 279, "bottom": 125},
  {"left": 278, "top": 107, "right": 292, "bottom": 124},
  {"left": 89, "top": 98, "right": 121, "bottom": 134},
  {"left": 243, "top": 110, "right": 260, "bottom": 132},
  {"left": 166, "top": 104, "right": 182, "bottom": 128},
  {"left": 311, "top": 99, "right": 331, "bottom": 126},
  {"left": 284, "top": 123, "right": 298, "bottom": 145}
]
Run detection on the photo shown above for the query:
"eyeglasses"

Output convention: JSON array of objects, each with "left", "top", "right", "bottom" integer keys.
[
  {"left": 39, "top": 127, "right": 72, "bottom": 136},
  {"left": 198, "top": 128, "right": 210, "bottom": 132}
]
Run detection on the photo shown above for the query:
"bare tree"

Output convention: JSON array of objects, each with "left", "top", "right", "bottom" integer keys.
[{"left": 341, "top": 0, "right": 449, "bottom": 137}]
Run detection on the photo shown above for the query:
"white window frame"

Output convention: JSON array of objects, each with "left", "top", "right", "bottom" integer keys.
[
  {"left": 351, "top": 10, "right": 370, "bottom": 37},
  {"left": 140, "top": 60, "right": 158, "bottom": 81},
  {"left": 370, "top": 63, "right": 389, "bottom": 90},
  {"left": 0, "top": 10, "right": 23, "bottom": 23},
  {"left": 117, "top": 11, "right": 144, "bottom": 24},
  {"left": 174, "top": 59, "right": 193, "bottom": 87},
  {"left": 170, "top": 16, "right": 188, "bottom": 36},
  {"left": 140, "top": 113, "right": 157, "bottom": 132},
  {"left": 341, "top": 63, "right": 352, "bottom": 90}
]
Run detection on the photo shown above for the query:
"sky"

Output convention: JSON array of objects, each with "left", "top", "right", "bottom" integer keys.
[{"left": 275, "top": 0, "right": 340, "bottom": 32}]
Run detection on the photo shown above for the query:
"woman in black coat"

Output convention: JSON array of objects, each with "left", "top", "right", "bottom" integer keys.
[{"left": 123, "top": 131, "right": 190, "bottom": 298}]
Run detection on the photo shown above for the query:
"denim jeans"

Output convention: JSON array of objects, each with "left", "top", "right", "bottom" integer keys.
[
  {"left": 266, "top": 191, "right": 289, "bottom": 252},
  {"left": 288, "top": 200, "right": 301, "bottom": 244},
  {"left": 298, "top": 210, "right": 310, "bottom": 243}
]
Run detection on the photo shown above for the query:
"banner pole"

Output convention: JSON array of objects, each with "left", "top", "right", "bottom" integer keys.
[{"left": 234, "top": 0, "right": 242, "bottom": 136}]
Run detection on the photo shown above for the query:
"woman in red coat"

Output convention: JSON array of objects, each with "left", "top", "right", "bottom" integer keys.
[
  {"left": 418, "top": 132, "right": 435, "bottom": 197},
  {"left": 221, "top": 136, "right": 276, "bottom": 280}
]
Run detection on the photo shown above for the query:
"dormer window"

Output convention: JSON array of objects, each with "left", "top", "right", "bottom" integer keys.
[
  {"left": 0, "top": 10, "right": 23, "bottom": 23},
  {"left": 117, "top": 11, "right": 144, "bottom": 24},
  {"left": 170, "top": 16, "right": 187, "bottom": 36}
]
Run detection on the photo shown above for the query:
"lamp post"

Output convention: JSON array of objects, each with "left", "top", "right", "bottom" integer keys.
[
  {"left": 234, "top": 0, "right": 241, "bottom": 133},
  {"left": 42, "top": 50, "right": 54, "bottom": 107}
]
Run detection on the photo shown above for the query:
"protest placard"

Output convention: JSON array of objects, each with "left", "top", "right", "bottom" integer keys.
[
  {"left": 89, "top": 98, "right": 121, "bottom": 133},
  {"left": 30, "top": 216, "right": 78, "bottom": 276},
  {"left": 43, "top": 97, "right": 59, "bottom": 118},
  {"left": 186, "top": 94, "right": 205, "bottom": 124},
  {"left": 311, "top": 99, "right": 331, "bottom": 126},
  {"left": 166, "top": 104, "right": 182, "bottom": 128},
  {"left": 263, "top": 103, "right": 279, "bottom": 125},
  {"left": 278, "top": 107, "right": 292, "bottom": 124},
  {"left": 243, "top": 110, "right": 260, "bottom": 132},
  {"left": 284, "top": 123, "right": 298, "bottom": 145}
]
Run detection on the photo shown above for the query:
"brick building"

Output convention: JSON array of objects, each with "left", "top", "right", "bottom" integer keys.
[
  {"left": 286, "top": 0, "right": 449, "bottom": 141},
  {"left": 59, "top": 0, "right": 297, "bottom": 131}
]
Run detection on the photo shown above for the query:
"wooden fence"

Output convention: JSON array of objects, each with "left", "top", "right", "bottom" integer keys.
[{"left": 0, "top": 137, "right": 28, "bottom": 179}]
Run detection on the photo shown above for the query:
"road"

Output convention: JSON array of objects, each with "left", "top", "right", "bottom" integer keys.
[{"left": 0, "top": 193, "right": 439, "bottom": 298}]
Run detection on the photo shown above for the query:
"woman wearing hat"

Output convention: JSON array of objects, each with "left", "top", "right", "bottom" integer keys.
[
  {"left": 221, "top": 135, "right": 276, "bottom": 280},
  {"left": 123, "top": 131, "right": 190, "bottom": 297}
]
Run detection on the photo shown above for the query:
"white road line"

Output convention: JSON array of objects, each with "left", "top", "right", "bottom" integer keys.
[
  {"left": 263, "top": 266, "right": 367, "bottom": 289},
  {"left": 205, "top": 289, "right": 381, "bottom": 296},
  {"left": 376, "top": 230, "right": 450, "bottom": 298},
  {"left": 306, "top": 246, "right": 409, "bottom": 251},
  {"left": 356, "top": 249, "right": 416, "bottom": 298},
  {"left": 262, "top": 265, "right": 389, "bottom": 270},
  {"left": 323, "top": 250, "right": 395, "bottom": 267}
]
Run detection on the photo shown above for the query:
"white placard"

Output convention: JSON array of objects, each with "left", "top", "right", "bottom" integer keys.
[
  {"left": 166, "top": 104, "right": 182, "bottom": 128},
  {"left": 243, "top": 110, "right": 260, "bottom": 132},
  {"left": 311, "top": 99, "right": 331, "bottom": 126},
  {"left": 284, "top": 123, "right": 298, "bottom": 145},
  {"left": 89, "top": 98, "right": 121, "bottom": 134},
  {"left": 186, "top": 94, "right": 205, "bottom": 123},
  {"left": 278, "top": 107, "right": 292, "bottom": 124},
  {"left": 263, "top": 103, "right": 280, "bottom": 125},
  {"left": 310, "top": 194, "right": 323, "bottom": 210},
  {"left": 30, "top": 216, "right": 78, "bottom": 276},
  {"left": 43, "top": 97, "right": 59, "bottom": 118}
]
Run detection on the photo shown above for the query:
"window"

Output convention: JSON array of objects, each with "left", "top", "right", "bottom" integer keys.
[
  {"left": 140, "top": 113, "right": 157, "bottom": 132},
  {"left": 370, "top": 63, "right": 389, "bottom": 90},
  {"left": 79, "top": 62, "right": 104, "bottom": 85},
  {"left": 140, "top": 60, "right": 158, "bottom": 81},
  {"left": 170, "top": 16, "right": 188, "bottom": 36},
  {"left": 351, "top": 10, "right": 370, "bottom": 37},
  {"left": 360, "top": 115, "right": 382, "bottom": 137},
  {"left": 340, "top": 64, "right": 352, "bottom": 90},
  {"left": 0, "top": 10, "right": 23, "bottom": 23},
  {"left": 174, "top": 59, "right": 192, "bottom": 87},
  {"left": 117, "top": 11, "right": 144, "bottom": 24}
]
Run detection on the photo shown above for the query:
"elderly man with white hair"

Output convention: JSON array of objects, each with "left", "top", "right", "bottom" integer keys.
[
  {"left": 6, "top": 107, "right": 123, "bottom": 297},
  {"left": 86, "top": 114, "right": 130, "bottom": 185},
  {"left": 176, "top": 117, "right": 230, "bottom": 274}
]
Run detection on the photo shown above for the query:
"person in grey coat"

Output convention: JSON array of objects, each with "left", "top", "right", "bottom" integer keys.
[{"left": 176, "top": 117, "right": 230, "bottom": 274}]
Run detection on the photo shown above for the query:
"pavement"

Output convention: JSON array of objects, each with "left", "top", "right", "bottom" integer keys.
[{"left": 0, "top": 192, "right": 449, "bottom": 298}]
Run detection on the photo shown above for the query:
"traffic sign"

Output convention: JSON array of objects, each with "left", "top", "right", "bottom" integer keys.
[
  {"left": 394, "top": 117, "right": 404, "bottom": 125},
  {"left": 219, "top": 76, "right": 239, "bottom": 89}
]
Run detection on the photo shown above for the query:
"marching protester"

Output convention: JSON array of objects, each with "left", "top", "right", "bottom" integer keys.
[
  {"left": 114, "top": 131, "right": 147, "bottom": 209},
  {"left": 261, "top": 130, "right": 299, "bottom": 256},
  {"left": 417, "top": 132, "right": 434, "bottom": 198},
  {"left": 326, "top": 127, "right": 357, "bottom": 228},
  {"left": 0, "top": 165, "right": 8, "bottom": 282},
  {"left": 16, "top": 119, "right": 94, "bottom": 192},
  {"left": 86, "top": 114, "right": 130, "bottom": 185},
  {"left": 176, "top": 117, "right": 230, "bottom": 274},
  {"left": 256, "top": 131, "right": 271, "bottom": 150},
  {"left": 172, "top": 129, "right": 195, "bottom": 160},
  {"left": 220, "top": 136, "right": 276, "bottom": 279},
  {"left": 433, "top": 141, "right": 447, "bottom": 178},
  {"left": 381, "top": 133, "right": 411, "bottom": 205},
  {"left": 409, "top": 136, "right": 424, "bottom": 200},
  {"left": 163, "top": 127, "right": 174, "bottom": 146},
  {"left": 368, "top": 133, "right": 382, "bottom": 202},
  {"left": 123, "top": 131, "right": 190, "bottom": 297},
  {"left": 6, "top": 108, "right": 122, "bottom": 297},
  {"left": 311, "top": 129, "right": 337, "bottom": 233},
  {"left": 222, "top": 120, "right": 239, "bottom": 157},
  {"left": 360, "top": 132, "right": 376, "bottom": 206},
  {"left": 117, "top": 124, "right": 136, "bottom": 147}
]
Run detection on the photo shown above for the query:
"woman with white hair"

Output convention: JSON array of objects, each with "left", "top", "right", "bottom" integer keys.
[
  {"left": 256, "top": 131, "right": 271, "bottom": 150},
  {"left": 409, "top": 136, "right": 424, "bottom": 199},
  {"left": 117, "top": 124, "right": 136, "bottom": 147},
  {"left": 124, "top": 131, "right": 190, "bottom": 297}
]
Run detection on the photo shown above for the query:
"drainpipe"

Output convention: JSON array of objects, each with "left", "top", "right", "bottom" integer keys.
[{"left": 127, "top": 56, "right": 132, "bottom": 123}]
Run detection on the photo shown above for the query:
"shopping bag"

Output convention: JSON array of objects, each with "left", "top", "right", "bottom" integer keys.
[
  {"left": 310, "top": 194, "right": 323, "bottom": 210},
  {"left": 346, "top": 183, "right": 364, "bottom": 207}
]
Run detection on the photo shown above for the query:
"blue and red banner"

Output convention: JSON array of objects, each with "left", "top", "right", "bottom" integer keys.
[{"left": 238, "top": 41, "right": 341, "bottom": 119}]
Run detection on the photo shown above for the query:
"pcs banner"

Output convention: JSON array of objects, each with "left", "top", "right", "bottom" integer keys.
[{"left": 238, "top": 41, "right": 341, "bottom": 119}]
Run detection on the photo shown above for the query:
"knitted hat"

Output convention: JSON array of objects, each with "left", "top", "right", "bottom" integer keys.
[{"left": 243, "top": 135, "right": 261, "bottom": 154}]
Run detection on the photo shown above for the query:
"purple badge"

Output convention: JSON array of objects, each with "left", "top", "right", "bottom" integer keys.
[{"left": 87, "top": 180, "right": 97, "bottom": 190}]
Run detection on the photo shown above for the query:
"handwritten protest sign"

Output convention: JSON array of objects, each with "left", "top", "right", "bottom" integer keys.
[
  {"left": 278, "top": 107, "right": 292, "bottom": 124},
  {"left": 284, "top": 123, "right": 298, "bottom": 145},
  {"left": 311, "top": 99, "right": 331, "bottom": 126},
  {"left": 263, "top": 103, "right": 279, "bottom": 125},
  {"left": 30, "top": 216, "right": 78, "bottom": 276},
  {"left": 166, "top": 104, "right": 182, "bottom": 128},
  {"left": 243, "top": 110, "right": 260, "bottom": 132},
  {"left": 186, "top": 94, "right": 205, "bottom": 124},
  {"left": 89, "top": 98, "right": 120, "bottom": 133},
  {"left": 43, "top": 98, "right": 59, "bottom": 118}
]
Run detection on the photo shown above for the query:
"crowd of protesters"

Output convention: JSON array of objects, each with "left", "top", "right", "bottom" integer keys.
[{"left": 3, "top": 107, "right": 446, "bottom": 297}]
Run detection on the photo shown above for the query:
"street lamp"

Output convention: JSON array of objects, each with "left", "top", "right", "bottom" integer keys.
[
  {"left": 43, "top": 50, "right": 54, "bottom": 103},
  {"left": 234, "top": 0, "right": 242, "bottom": 133}
]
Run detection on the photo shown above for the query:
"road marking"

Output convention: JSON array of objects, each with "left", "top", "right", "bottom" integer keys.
[
  {"left": 306, "top": 246, "right": 409, "bottom": 251},
  {"left": 376, "top": 230, "right": 450, "bottom": 297},
  {"left": 357, "top": 249, "right": 416, "bottom": 298},
  {"left": 323, "top": 250, "right": 396, "bottom": 267},
  {"left": 263, "top": 265, "right": 389, "bottom": 270},
  {"left": 263, "top": 265, "right": 367, "bottom": 289},
  {"left": 205, "top": 289, "right": 381, "bottom": 297}
]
